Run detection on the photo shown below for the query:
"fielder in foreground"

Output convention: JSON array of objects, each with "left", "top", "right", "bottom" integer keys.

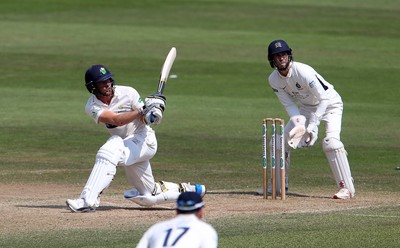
[
  {"left": 266, "top": 39, "right": 355, "bottom": 199},
  {"left": 136, "top": 192, "right": 218, "bottom": 248},
  {"left": 66, "top": 64, "right": 205, "bottom": 212}
]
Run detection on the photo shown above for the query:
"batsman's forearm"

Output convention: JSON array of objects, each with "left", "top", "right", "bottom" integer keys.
[
  {"left": 99, "top": 110, "right": 141, "bottom": 126},
  {"left": 115, "top": 110, "right": 142, "bottom": 126}
]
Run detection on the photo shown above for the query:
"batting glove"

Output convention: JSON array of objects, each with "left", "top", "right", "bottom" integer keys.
[{"left": 144, "top": 107, "right": 163, "bottom": 125}]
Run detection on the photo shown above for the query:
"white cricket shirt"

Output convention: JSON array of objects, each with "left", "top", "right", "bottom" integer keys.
[
  {"left": 85, "top": 85, "right": 150, "bottom": 138},
  {"left": 136, "top": 214, "right": 218, "bottom": 248},
  {"left": 268, "top": 61, "right": 341, "bottom": 119}
]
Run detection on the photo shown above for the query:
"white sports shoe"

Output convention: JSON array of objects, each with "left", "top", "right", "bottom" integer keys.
[
  {"left": 66, "top": 198, "right": 97, "bottom": 213},
  {"left": 181, "top": 183, "right": 206, "bottom": 197},
  {"left": 333, "top": 188, "right": 351, "bottom": 199}
]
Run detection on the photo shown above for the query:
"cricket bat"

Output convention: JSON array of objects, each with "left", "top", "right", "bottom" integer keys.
[{"left": 156, "top": 47, "right": 177, "bottom": 94}]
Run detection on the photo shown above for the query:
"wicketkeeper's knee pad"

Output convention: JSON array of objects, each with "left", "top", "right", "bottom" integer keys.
[
  {"left": 96, "top": 135, "right": 125, "bottom": 165},
  {"left": 322, "top": 136, "right": 344, "bottom": 151}
]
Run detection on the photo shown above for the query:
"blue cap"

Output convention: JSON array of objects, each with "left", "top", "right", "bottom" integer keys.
[
  {"left": 177, "top": 192, "right": 204, "bottom": 212},
  {"left": 84, "top": 64, "right": 114, "bottom": 93}
]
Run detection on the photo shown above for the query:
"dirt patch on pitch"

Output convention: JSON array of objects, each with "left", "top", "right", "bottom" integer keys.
[{"left": 0, "top": 183, "right": 399, "bottom": 235}]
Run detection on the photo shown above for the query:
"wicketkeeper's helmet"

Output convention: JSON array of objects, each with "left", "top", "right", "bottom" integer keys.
[
  {"left": 267, "top": 40, "right": 293, "bottom": 68},
  {"left": 84, "top": 64, "right": 114, "bottom": 94}
]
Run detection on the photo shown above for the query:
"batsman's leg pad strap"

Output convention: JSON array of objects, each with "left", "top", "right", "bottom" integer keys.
[
  {"left": 152, "top": 181, "right": 168, "bottom": 196},
  {"left": 178, "top": 183, "right": 186, "bottom": 193}
]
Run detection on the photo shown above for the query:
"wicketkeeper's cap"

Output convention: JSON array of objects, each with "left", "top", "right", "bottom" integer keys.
[{"left": 177, "top": 192, "right": 204, "bottom": 212}]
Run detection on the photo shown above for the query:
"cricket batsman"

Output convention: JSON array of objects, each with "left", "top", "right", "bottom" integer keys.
[
  {"left": 66, "top": 64, "right": 205, "bottom": 212},
  {"left": 266, "top": 39, "right": 355, "bottom": 199}
]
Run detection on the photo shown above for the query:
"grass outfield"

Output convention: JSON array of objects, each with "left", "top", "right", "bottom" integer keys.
[{"left": 1, "top": 0, "right": 399, "bottom": 247}]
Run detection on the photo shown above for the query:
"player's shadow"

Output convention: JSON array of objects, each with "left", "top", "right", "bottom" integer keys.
[
  {"left": 15, "top": 191, "right": 331, "bottom": 212},
  {"left": 206, "top": 191, "right": 331, "bottom": 199},
  {"left": 16, "top": 204, "right": 175, "bottom": 212}
]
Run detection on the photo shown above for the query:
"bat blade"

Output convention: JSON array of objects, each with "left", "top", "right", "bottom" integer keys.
[{"left": 157, "top": 47, "right": 177, "bottom": 94}]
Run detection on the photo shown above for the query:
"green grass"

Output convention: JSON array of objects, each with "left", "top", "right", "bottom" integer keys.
[
  {"left": 215, "top": 206, "right": 400, "bottom": 247},
  {"left": 1, "top": 0, "right": 400, "bottom": 247},
  {"left": 1, "top": 206, "right": 399, "bottom": 247}
]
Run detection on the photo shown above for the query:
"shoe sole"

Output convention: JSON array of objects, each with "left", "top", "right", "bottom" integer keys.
[
  {"left": 66, "top": 200, "right": 95, "bottom": 213},
  {"left": 333, "top": 195, "right": 351, "bottom": 199}
]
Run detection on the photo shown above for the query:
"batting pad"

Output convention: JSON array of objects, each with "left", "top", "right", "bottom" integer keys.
[
  {"left": 124, "top": 190, "right": 179, "bottom": 206},
  {"left": 323, "top": 137, "right": 355, "bottom": 196},
  {"left": 80, "top": 158, "right": 116, "bottom": 207}
]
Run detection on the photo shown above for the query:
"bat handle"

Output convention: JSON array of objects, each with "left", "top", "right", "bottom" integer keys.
[
  {"left": 157, "top": 82, "right": 165, "bottom": 95},
  {"left": 149, "top": 113, "right": 156, "bottom": 123}
]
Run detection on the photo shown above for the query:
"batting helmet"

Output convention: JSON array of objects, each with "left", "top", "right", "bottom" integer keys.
[
  {"left": 267, "top": 40, "right": 293, "bottom": 68},
  {"left": 84, "top": 64, "right": 114, "bottom": 94}
]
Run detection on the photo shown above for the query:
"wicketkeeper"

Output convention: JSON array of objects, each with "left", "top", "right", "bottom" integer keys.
[
  {"left": 66, "top": 64, "right": 205, "bottom": 212},
  {"left": 266, "top": 40, "right": 355, "bottom": 199}
]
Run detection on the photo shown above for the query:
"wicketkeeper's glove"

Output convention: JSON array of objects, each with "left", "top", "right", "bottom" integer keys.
[{"left": 288, "top": 115, "right": 306, "bottom": 149}]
